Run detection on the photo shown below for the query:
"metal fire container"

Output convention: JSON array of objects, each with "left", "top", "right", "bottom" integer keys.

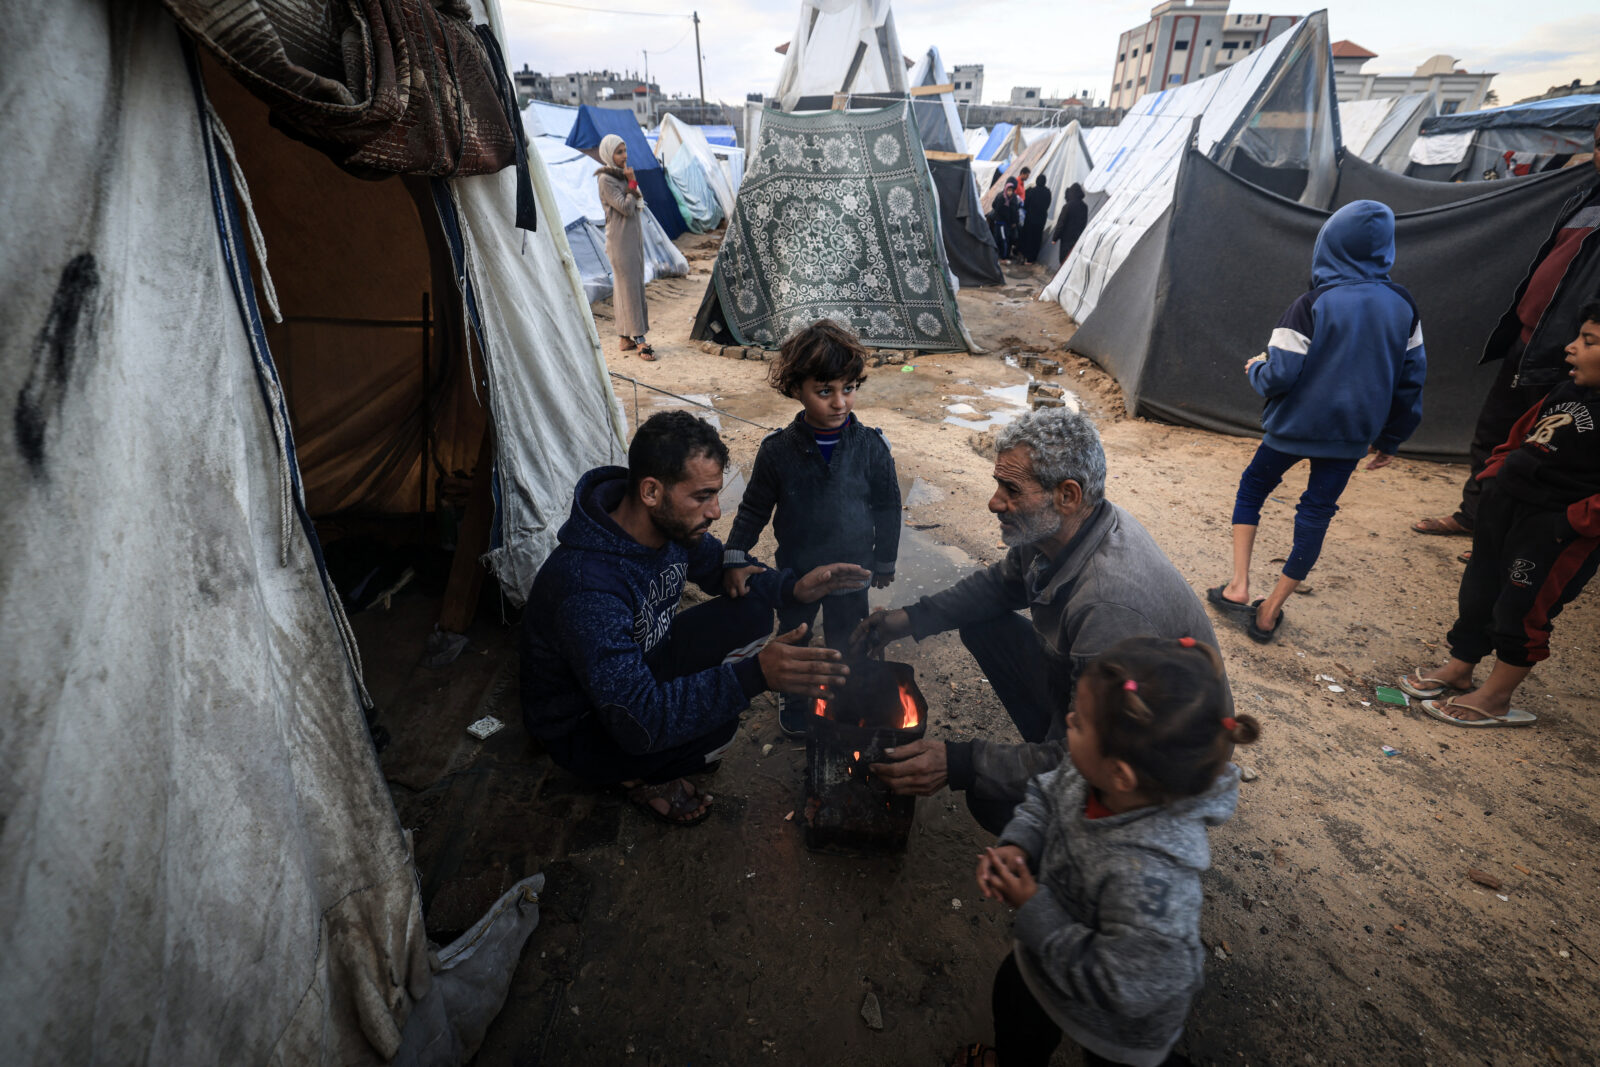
[{"left": 803, "top": 660, "right": 928, "bottom": 854}]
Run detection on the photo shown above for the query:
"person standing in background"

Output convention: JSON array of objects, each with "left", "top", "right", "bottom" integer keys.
[
  {"left": 596, "top": 133, "right": 656, "bottom": 360},
  {"left": 1052, "top": 183, "right": 1088, "bottom": 266},
  {"left": 1019, "top": 174, "right": 1053, "bottom": 264}
]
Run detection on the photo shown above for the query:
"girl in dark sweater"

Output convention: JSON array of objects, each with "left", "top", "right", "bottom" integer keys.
[{"left": 723, "top": 320, "right": 901, "bottom": 736}]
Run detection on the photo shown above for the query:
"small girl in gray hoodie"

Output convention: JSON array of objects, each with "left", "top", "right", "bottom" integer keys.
[{"left": 963, "top": 636, "right": 1259, "bottom": 1067}]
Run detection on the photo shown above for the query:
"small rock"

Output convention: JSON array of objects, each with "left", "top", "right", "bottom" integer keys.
[
  {"left": 761, "top": 743, "right": 774, "bottom": 757},
  {"left": 886, "top": 352, "right": 906, "bottom": 365},
  {"left": 1213, "top": 944, "right": 1229, "bottom": 961},
  {"left": 860, "top": 992, "right": 883, "bottom": 1031},
  {"left": 1560, "top": 949, "right": 1571, "bottom": 959},
  {"left": 1467, "top": 868, "right": 1502, "bottom": 890},
  {"left": 951, "top": 898, "right": 963, "bottom": 910},
  {"left": 1031, "top": 396, "right": 1066, "bottom": 410},
  {"left": 1239, "top": 765, "right": 1259, "bottom": 782},
  {"left": 1328, "top": 685, "right": 1345, "bottom": 693}
]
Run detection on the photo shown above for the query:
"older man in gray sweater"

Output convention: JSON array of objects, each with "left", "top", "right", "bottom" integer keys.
[{"left": 858, "top": 409, "right": 1224, "bottom": 833}]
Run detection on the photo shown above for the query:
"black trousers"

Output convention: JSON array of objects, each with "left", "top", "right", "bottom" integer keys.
[
  {"left": 774, "top": 588, "right": 869, "bottom": 713},
  {"left": 957, "top": 612, "right": 1065, "bottom": 836},
  {"left": 1454, "top": 349, "right": 1544, "bottom": 529},
  {"left": 993, "top": 952, "right": 1192, "bottom": 1067},
  {"left": 1448, "top": 486, "right": 1600, "bottom": 668},
  {"left": 546, "top": 594, "right": 773, "bottom": 785}
]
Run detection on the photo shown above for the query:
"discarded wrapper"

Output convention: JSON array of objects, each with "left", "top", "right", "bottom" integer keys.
[
  {"left": 1374, "top": 686, "right": 1410, "bottom": 707},
  {"left": 467, "top": 715, "right": 504, "bottom": 740},
  {"left": 1380, "top": 744, "right": 1400, "bottom": 757}
]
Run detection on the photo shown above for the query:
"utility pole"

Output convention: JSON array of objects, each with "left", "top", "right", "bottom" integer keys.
[{"left": 693, "top": 10, "right": 705, "bottom": 106}]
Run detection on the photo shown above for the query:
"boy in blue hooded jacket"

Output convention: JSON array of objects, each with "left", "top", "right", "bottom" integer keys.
[{"left": 1210, "top": 200, "right": 1427, "bottom": 643}]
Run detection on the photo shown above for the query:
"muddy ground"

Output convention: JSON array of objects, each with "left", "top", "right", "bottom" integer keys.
[{"left": 383, "top": 233, "right": 1599, "bottom": 1066}]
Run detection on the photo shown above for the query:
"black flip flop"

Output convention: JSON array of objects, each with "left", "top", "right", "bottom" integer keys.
[
  {"left": 1247, "top": 599, "right": 1284, "bottom": 644},
  {"left": 1207, "top": 585, "right": 1255, "bottom": 617}
]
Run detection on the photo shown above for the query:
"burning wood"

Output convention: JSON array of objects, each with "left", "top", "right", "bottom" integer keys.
[{"left": 803, "top": 660, "right": 927, "bottom": 854}]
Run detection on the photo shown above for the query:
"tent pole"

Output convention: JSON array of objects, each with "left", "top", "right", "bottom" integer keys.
[
  {"left": 693, "top": 11, "right": 705, "bottom": 106},
  {"left": 420, "top": 290, "right": 432, "bottom": 543}
]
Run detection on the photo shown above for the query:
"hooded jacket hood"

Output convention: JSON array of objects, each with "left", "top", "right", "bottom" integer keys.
[
  {"left": 557, "top": 466, "right": 654, "bottom": 560},
  {"left": 1312, "top": 199, "right": 1395, "bottom": 286}
]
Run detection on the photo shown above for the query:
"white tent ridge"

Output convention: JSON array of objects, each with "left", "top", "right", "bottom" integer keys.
[
  {"left": 1042, "top": 10, "right": 1338, "bottom": 324},
  {"left": 773, "top": 0, "right": 908, "bottom": 112}
]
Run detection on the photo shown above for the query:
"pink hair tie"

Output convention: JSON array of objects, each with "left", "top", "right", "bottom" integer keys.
[
  {"left": 1178, "top": 636, "right": 1197, "bottom": 648},
  {"left": 1123, "top": 680, "right": 1139, "bottom": 692},
  {"left": 1221, "top": 717, "right": 1238, "bottom": 731}
]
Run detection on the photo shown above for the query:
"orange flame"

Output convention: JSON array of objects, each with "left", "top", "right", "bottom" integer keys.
[{"left": 898, "top": 684, "right": 922, "bottom": 729}]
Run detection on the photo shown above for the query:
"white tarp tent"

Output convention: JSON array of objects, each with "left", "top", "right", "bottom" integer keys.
[
  {"left": 773, "top": 0, "right": 908, "bottom": 112},
  {"left": 1340, "top": 91, "right": 1435, "bottom": 173},
  {"left": 907, "top": 46, "right": 965, "bottom": 155},
  {"left": 656, "top": 113, "right": 739, "bottom": 220},
  {"left": 1043, "top": 10, "right": 1338, "bottom": 323},
  {"left": 964, "top": 127, "right": 990, "bottom": 155},
  {"left": 1031, "top": 122, "right": 1096, "bottom": 271},
  {"left": 2, "top": 0, "right": 612, "bottom": 1060}
]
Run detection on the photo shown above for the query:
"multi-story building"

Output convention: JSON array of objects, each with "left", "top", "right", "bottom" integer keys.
[
  {"left": 545, "top": 70, "right": 663, "bottom": 111},
  {"left": 951, "top": 64, "right": 984, "bottom": 107},
  {"left": 1009, "top": 86, "right": 1041, "bottom": 106},
  {"left": 512, "top": 65, "right": 552, "bottom": 106},
  {"left": 1107, "top": 0, "right": 1299, "bottom": 110},
  {"left": 1333, "top": 43, "right": 1496, "bottom": 115}
]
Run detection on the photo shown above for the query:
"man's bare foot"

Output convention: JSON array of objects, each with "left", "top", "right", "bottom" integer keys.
[
  {"left": 1412, "top": 515, "right": 1471, "bottom": 536},
  {"left": 623, "top": 778, "right": 712, "bottom": 825}
]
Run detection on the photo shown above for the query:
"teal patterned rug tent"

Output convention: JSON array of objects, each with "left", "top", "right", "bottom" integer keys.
[{"left": 692, "top": 102, "right": 974, "bottom": 353}]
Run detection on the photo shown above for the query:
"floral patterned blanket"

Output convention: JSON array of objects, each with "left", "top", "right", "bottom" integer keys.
[{"left": 701, "top": 103, "right": 970, "bottom": 352}]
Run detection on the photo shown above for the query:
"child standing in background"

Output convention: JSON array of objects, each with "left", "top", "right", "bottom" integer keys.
[
  {"left": 723, "top": 320, "right": 901, "bottom": 737},
  {"left": 1210, "top": 199, "right": 1428, "bottom": 643},
  {"left": 959, "top": 636, "right": 1258, "bottom": 1067}
]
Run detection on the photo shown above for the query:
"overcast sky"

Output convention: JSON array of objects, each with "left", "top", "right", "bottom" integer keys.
[{"left": 499, "top": 0, "right": 1600, "bottom": 111}]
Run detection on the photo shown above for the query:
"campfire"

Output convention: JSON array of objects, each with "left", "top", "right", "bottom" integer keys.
[{"left": 802, "top": 660, "right": 928, "bottom": 854}]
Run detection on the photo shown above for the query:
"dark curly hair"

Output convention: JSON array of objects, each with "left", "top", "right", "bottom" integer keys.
[
  {"left": 768, "top": 319, "right": 869, "bottom": 398},
  {"left": 1079, "top": 636, "right": 1258, "bottom": 801},
  {"left": 627, "top": 410, "right": 728, "bottom": 493},
  {"left": 1580, "top": 296, "right": 1600, "bottom": 326}
]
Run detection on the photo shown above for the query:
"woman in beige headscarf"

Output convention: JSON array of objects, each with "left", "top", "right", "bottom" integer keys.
[{"left": 596, "top": 133, "right": 654, "bottom": 359}]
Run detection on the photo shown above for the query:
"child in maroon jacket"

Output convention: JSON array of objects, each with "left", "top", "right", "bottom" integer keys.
[{"left": 1399, "top": 298, "right": 1600, "bottom": 727}]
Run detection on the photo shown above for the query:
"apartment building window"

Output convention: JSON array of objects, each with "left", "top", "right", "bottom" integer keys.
[
  {"left": 1204, "top": 39, "right": 1211, "bottom": 46},
  {"left": 1138, "top": 76, "right": 1147, "bottom": 86},
  {"left": 1441, "top": 100, "right": 1460, "bottom": 114},
  {"left": 1125, "top": 80, "right": 1133, "bottom": 89},
  {"left": 1169, "top": 74, "right": 1183, "bottom": 83},
  {"left": 1131, "top": 47, "right": 1139, "bottom": 57},
  {"left": 1174, "top": 39, "right": 1188, "bottom": 50},
  {"left": 1118, "top": 52, "right": 1125, "bottom": 61}
]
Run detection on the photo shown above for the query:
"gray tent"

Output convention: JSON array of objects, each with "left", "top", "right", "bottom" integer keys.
[{"left": 1065, "top": 149, "right": 1590, "bottom": 462}]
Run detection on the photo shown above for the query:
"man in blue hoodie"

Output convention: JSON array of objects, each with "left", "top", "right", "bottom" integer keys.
[
  {"left": 1210, "top": 199, "right": 1427, "bottom": 643},
  {"left": 520, "top": 411, "right": 872, "bottom": 824}
]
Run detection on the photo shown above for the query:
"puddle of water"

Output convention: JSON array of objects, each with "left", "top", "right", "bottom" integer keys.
[
  {"left": 870, "top": 525, "right": 980, "bottom": 609},
  {"left": 648, "top": 392, "right": 722, "bottom": 432},
  {"left": 901, "top": 476, "right": 945, "bottom": 507},
  {"left": 718, "top": 462, "right": 746, "bottom": 514}
]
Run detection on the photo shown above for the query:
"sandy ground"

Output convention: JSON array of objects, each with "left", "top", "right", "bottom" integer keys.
[{"left": 472, "top": 235, "right": 1600, "bottom": 1066}]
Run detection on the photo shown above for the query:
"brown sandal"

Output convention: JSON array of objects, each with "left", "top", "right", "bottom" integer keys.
[
  {"left": 635, "top": 343, "right": 657, "bottom": 361},
  {"left": 619, "top": 336, "right": 637, "bottom": 351}
]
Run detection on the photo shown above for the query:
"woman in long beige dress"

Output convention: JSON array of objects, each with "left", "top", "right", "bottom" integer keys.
[{"left": 595, "top": 133, "right": 654, "bottom": 359}]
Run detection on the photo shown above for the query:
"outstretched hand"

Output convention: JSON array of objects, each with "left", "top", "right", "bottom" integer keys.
[
  {"left": 868, "top": 737, "right": 947, "bottom": 795},
  {"left": 757, "top": 623, "right": 851, "bottom": 696},
  {"left": 976, "top": 845, "right": 1037, "bottom": 907},
  {"left": 793, "top": 563, "right": 872, "bottom": 604},
  {"left": 849, "top": 607, "right": 911, "bottom": 658}
]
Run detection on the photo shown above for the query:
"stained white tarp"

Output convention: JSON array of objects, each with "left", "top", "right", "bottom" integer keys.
[
  {"left": 1, "top": 3, "right": 434, "bottom": 1061},
  {"left": 964, "top": 127, "right": 990, "bottom": 154},
  {"left": 2, "top": 3, "right": 600, "bottom": 1060},
  {"left": 1042, "top": 11, "right": 1338, "bottom": 322},
  {"left": 773, "top": 0, "right": 907, "bottom": 111},
  {"left": 1361, "top": 92, "right": 1435, "bottom": 172},
  {"left": 1409, "top": 129, "right": 1475, "bottom": 165}
]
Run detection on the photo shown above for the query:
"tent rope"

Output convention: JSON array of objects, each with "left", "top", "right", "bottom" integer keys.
[
  {"left": 607, "top": 371, "right": 778, "bottom": 431},
  {"left": 204, "top": 97, "right": 283, "bottom": 324}
]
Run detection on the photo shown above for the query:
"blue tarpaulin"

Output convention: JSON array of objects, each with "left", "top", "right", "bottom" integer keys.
[
  {"left": 1422, "top": 94, "right": 1600, "bottom": 135},
  {"left": 977, "top": 123, "right": 1015, "bottom": 161},
  {"left": 699, "top": 124, "right": 738, "bottom": 147},
  {"left": 566, "top": 106, "right": 686, "bottom": 239}
]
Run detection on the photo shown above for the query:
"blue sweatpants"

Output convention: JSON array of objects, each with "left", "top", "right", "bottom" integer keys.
[{"left": 1232, "top": 443, "right": 1359, "bottom": 581}]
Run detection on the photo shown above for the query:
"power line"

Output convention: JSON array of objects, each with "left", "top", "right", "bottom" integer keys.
[{"left": 509, "top": 0, "right": 689, "bottom": 18}]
